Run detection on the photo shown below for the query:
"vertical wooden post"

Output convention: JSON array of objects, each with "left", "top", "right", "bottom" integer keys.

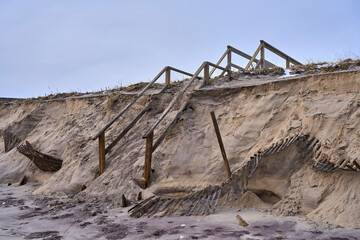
[
  {"left": 204, "top": 63, "right": 210, "bottom": 85},
  {"left": 144, "top": 130, "right": 154, "bottom": 188},
  {"left": 260, "top": 44, "right": 265, "bottom": 70},
  {"left": 210, "top": 111, "right": 231, "bottom": 179},
  {"left": 227, "top": 50, "right": 232, "bottom": 68},
  {"left": 98, "top": 132, "right": 106, "bottom": 175},
  {"left": 165, "top": 68, "right": 171, "bottom": 86},
  {"left": 286, "top": 57, "right": 290, "bottom": 69}
]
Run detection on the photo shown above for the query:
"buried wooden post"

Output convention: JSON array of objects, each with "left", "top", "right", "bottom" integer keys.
[
  {"left": 144, "top": 130, "right": 154, "bottom": 188},
  {"left": 204, "top": 63, "right": 210, "bottom": 85},
  {"left": 210, "top": 111, "right": 231, "bottom": 178},
  {"left": 98, "top": 132, "right": 106, "bottom": 175}
]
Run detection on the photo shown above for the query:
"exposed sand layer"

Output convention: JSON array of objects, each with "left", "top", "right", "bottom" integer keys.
[{"left": 0, "top": 69, "right": 359, "bottom": 229}]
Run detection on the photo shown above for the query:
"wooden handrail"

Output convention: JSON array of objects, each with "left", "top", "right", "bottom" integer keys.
[
  {"left": 92, "top": 67, "right": 167, "bottom": 140},
  {"left": 210, "top": 45, "right": 276, "bottom": 77},
  {"left": 245, "top": 40, "right": 302, "bottom": 70},
  {"left": 245, "top": 42, "right": 264, "bottom": 70},
  {"left": 261, "top": 40, "right": 302, "bottom": 66},
  {"left": 94, "top": 65, "right": 198, "bottom": 176},
  {"left": 93, "top": 66, "right": 196, "bottom": 140},
  {"left": 143, "top": 61, "right": 231, "bottom": 139},
  {"left": 227, "top": 45, "right": 275, "bottom": 68}
]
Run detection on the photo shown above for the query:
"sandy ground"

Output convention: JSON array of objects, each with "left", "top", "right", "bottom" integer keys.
[{"left": 1, "top": 183, "right": 360, "bottom": 240}]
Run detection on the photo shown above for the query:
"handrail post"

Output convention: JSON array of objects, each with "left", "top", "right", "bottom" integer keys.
[
  {"left": 144, "top": 130, "right": 154, "bottom": 188},
  {"left": 204, "top": 62, "right": 210, "bottom": 85},
  {"left": 286, "top": 57, "right": 290, "bottom": 69},
  {"left": 165, "top": 67, "right": 171, "bottom": 87},
  {"left": 98, "top": 132, "right": 106, "bottom": 175},
  {"left": 260, "top": 44, "right": 265, "bottom": 70},
  {"left": 227, "top": 49, "right": 232, "bottom": 67}
]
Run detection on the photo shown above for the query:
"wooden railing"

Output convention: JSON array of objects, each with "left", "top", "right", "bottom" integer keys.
[
  {"left": 210, "top": 45, "right": 276, "bottom": 77},
  {"left": 136, "top": 61, "right": 232, "bottom": 188},
  {"left": 93, "top": 66, "right": 196, "bottom": 175},
  {"left": 245, "top": 40, "right": 302, "bottom": 70},
  {"left": 93, "top": 41, "right": 302, "bottom": 180}
]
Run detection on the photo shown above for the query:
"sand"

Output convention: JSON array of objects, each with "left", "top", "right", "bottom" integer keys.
[
  {"left": 1, "top": 183, "right": 360, "bottom": 239},
  {"left": 0, "top": 67, "right": 360, "bottom": 235}
]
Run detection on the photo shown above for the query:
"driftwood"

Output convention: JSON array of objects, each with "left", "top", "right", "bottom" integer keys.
[{"left": 17, "top": 141, "right": 62, "bottom": 172}]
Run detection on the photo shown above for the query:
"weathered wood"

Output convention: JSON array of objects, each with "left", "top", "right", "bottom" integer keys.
[
  {"left": 99, "top": 132, "right": 106, "bottom": 174},
  {"left": 210, "top": 49, "right": 229, "bottom": 76},
  {"left": 245, "top": 42, "right": 263, "bottom": 70},
  {"left": 128, "top": 196, "right": 155, "bottom": 213},
  {"left": 168, "top": 66, "right": 200, "bottom": 78},
  {"left": 227, "top": 51, "right": 232, "bottom": 68},
  {"left": 165, "top": 68, "right": 171, "bottom": 86},
  {"left": 353, "top": 160, "right": 360, "bottom": 170},
  {"left": 227, "top": 45, "right": 275, "bottom": 68},
  {"left": 144, "top": 130, "right": 154, "bottom": 187},
  {"left": 210, "top": 111, "right": 231, "bottom": 179},
  {"left": 260, "top": 44, "right": 265, "bottom": 69},
  {"left": 236, "top": 215, "right": 248, "bottom": 227},
  {"left": 204, "top": 63, "right": 210, "bottom": 85},
  {"left": 106, "top": 105, "right": 150, "bottom": 154},
  {"left": 230, "top": 63, "right": 244, "bottom": 71},
  {"left": 17, "top": 141, "right": 63, "bottom": 172},
  {"left": 261, "top": 40, "right": 302, "bottom": 66},
  {"left": 286, "top": 57, "right": 290, "bottom": 69}
]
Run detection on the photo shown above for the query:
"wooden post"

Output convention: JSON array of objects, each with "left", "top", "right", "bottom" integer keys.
[
  {"left": 260, "top": 44, "right": 265, "bottom": 70},
  {"left": 165, "top": 67, "right": 171, "bottom": 86},
  {"left": 286, "top": 57, "right": 290, "bottom": 69},
  {"left": 144, "top": 130, "right": 154, "bottom": 188},
  {"left": 210, "top": 111, "right": 231, "bottom": 178},
  {"left": 227, "top": 50, "right": 231, "bottom": 68},
  {"left": 204, "top": 63, "right": 209, "bottom": 85},
  {"left": 98, "top": 132, "right": 106, "bottom": 175}
]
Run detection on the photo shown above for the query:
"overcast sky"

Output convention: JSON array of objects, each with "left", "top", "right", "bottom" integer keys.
[{"left": 1, "top": 0, "right": 359, "bottom": 98}]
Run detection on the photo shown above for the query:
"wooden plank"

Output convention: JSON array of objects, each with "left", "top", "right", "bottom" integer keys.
[
  {"left": 210, "top": 111, "right": 231, "bottom": 178},
  {"left": 204, "top": 63, "right": 210, "bottom": 85},
  {"left": 93, "top": 67, "right": 167, "bottom": 140},
  {"left": 168, "top": 66, "right": 199, "bottom": 78},
  {"left": 230, "top": 63, "right": 244, "bottom": 70},
  {"left": 99, "top": 132, "right": 106, "bottom": 174},
  {"left": 105, "top": 105, "right": 150, "bottom": 154},
  {"left": 210, "top": 49, "right": 229, "bottom": 76},
  {"left": 261, "top": 40, "right": 302, "bottom": 65},
  {"left": 144, "top": 130, "right": 154, "bottom": 187},
  {"left": 227, "top": 45, "right": 275, "bottom": 68},
  {"left": 245, "top": 42, "right": 263, "bottom": 70}
]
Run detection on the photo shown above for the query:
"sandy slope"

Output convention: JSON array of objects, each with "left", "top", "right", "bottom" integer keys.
[{"left": 0, "top": 69, "right": 359, "bottom": 229}]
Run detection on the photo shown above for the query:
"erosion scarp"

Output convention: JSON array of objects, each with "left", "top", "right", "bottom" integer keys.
[{"left": 0, "top": 69, "right": 359, "bottom": 228}]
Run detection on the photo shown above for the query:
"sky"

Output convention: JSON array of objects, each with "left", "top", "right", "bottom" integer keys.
[{"left": 0, "top": 0, "right": 359, "bottom": 98}]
